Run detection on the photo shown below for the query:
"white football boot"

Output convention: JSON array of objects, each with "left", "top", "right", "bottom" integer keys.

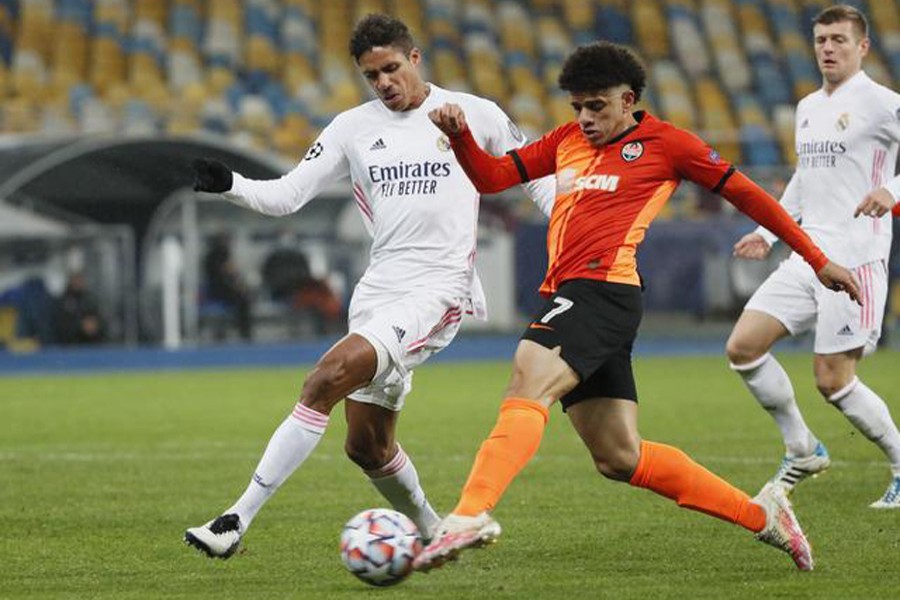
[
  {"left": 412, "top": 512, "right": 501, "bottom": 572},
  {"left": 769, "top": 441, "right": 831, "bottom": 493},
  {"left": 869, "top": 475, "right": 900, "bottom": 509},
  {"left": 184, "top": 513, "right": 243, "bottom": 559},
  {"left": 753, "top": 482, "right": 814, "bottom": 571}
]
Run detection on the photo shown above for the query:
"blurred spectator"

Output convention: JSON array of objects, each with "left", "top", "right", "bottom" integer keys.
[
  {"left": 0, "top": 276, "right": 56, "bottom": 345},
  {"left": 54, "top": 272, "right": 106, "bottom": 345},
  {"left": 261, "top": 232, "right": 342, "bottom": 335},
  {"left": 203, "top": 232, "right": 253, "bottom": 341}
]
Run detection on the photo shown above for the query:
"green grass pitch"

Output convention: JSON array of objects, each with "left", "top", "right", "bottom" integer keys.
[{"left": 1, "top": 351, "right": 899, "bottom": 599}]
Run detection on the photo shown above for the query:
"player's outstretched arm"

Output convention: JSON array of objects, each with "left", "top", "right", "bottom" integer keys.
[
  {"left": 815, "top": 261, "right": 862, "bottom": 304},
  {"left": 719, "top": 171, "right": 863, "bottom": 303},
  {"left": 428, "top": 103, "right": 526, "bottom": 194},
  {"left": 733, "top": 232, "right": 771, "bottom": 260},
  {"left": 192, "top": 158, "right": 233, "bottom": 193}
]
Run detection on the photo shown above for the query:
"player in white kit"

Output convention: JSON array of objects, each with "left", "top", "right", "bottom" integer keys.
[
  {"left": 726, "top": 5, "right": 900, "bottom": 508},
  {"left": 184, "top": 14, "right": 555, "bottom": 558}
]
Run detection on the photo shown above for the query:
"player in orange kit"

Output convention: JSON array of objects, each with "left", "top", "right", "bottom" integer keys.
[{"left": 413, "top": 41, "right": 863, "bottom": 573}]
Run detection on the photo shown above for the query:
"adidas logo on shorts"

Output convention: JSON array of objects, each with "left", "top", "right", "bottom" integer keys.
[
  {"left": 392, "top": 325, "right": 406, "bottom": 342},
  {"left": 836, "top": 324, "right": 854, "bottom": 336}
]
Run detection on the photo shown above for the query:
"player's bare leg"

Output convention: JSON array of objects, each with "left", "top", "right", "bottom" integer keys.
[
  {"left": 570, "top": 399, "right": 812, "bottom": 570},
  {"left": 728, "top": 310, "right": 830, "bottom": 491},
  {"left": 185, "top": 334, "right": 377, "bottom": 558},
  {"left": 414, "top": 342, "right": 575, "bottom": 571},
  {"left": 815, "top": 350, "right": 900, "bottom": 508},
  {"left": 346, "top": 400, "right": 441, "bottom": 539}
]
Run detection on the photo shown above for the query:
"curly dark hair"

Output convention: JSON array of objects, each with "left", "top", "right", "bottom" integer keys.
[
  {"left": 558, "top": 41, "right": 647, "bottom": 101},
  {"left": 349, "top": 14, "right": 415, "bottom": 61}
]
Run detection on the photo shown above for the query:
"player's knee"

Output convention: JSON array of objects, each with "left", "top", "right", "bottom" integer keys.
[
  {"left": 816, "top": 374, "right": 853, "bottom": 401},
  {"left": 593, "top": 447, "right": 639, "bottom": 482},
  {"left": 725, "top": 334, "right": 763, "bottom": 365},
  {"left": 301, "top": 360, "right": 348, "bottom": 411},
  {"left": 344, "top": 437, "right": 390, "bottom": 471},
  {"left": 505, "top": 360, "right": 568, "bottom": 401}
]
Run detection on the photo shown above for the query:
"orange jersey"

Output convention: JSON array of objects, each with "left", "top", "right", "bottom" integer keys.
[{"left": 450, "top": 111, "right": 827, "bottom": 295}]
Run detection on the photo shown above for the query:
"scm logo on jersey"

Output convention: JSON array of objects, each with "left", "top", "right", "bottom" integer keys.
[{"left": 573, "top": 174, "right": 620, "bottom": 192}]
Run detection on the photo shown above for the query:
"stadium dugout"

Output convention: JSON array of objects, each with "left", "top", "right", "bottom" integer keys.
[{"left": 0, "top": 135, "right": 287, "bottom": 346}]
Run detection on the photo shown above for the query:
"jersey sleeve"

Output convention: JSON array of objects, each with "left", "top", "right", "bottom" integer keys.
[
  {"left": 663, "top": 126, "right": 735, "bottom": 191},
  {"left": 449, "top": 124, "right": 567, "bottom": 194},
  {"left": 225, "top": 119, "right": 351, "bottom": 216},
  {"left": 870, "top": 89, "right": 900, "bottom": 203},
  {"left": 472, "top": 100, "right": 557, "bottom": 217},
  {"left": 755, "top": 172, "right": 802, "bottom": 246},
  {"left": 720, "top": 170, "right": 827, "bottom": 271}
]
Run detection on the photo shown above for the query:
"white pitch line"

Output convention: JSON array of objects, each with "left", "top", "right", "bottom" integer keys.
[{"left": 0, "top": 451, "right": 887, "bottom": 469}]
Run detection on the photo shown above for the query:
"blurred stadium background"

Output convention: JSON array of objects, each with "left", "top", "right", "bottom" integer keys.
[
  {"left": 2, "top": 3, "right": 899, "bottom": 596},
  {"left": 0, "top": 0, "right": 898, "bottom": 355}
]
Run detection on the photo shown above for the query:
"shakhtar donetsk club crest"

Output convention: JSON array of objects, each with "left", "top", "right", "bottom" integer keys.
[{"left": 621, "top": 141, "right": 644, "bottom": 162}]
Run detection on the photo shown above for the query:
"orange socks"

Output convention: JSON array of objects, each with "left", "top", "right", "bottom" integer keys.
[
  {"left": 453, "top": 398, "right": 550, "bottom": 516},
  {"left": 451, "top": 404, "right": 766, "bottom": 533},
  {"left": 629, "top": 440, "right": 766, "bottom": 532}
]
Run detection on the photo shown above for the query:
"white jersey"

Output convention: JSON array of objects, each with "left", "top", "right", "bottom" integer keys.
[
  {"left": 224, "top": 84, "right": 554, "bottom": 319},
  {"left": 758, "top": 71, "right": 900, "bottom": 267}
]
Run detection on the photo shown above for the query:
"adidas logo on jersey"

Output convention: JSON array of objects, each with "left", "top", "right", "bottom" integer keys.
[
  {"left": 573, "top": 174, "right": 620, "bottom": 192},
  {"left": 370, "top": 138, "right": 387, "bottom": 150},
  {"left": 800, "top": 119, "right": 809, "bottom": 129},
  {"left": 836, "top": 324, "right": 854, "bottom": 336},
  {"left": 392, "top": 325, "right": 406, "bottom": 343}
]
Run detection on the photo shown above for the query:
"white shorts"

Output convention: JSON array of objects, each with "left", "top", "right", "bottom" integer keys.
[
  {"left": 346, "top": 285, "right": 466, "bottom": 411},
  {"left": 745, "top": 254, "right": 887, "bottom": 356}
]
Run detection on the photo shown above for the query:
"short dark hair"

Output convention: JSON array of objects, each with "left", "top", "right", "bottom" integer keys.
[
  {"left": 349, "top": 14, "right": 415, "bottom": 61},
  {"left": 813, "top": 4, "right": 868, "bottom": 40},
  {"left": 558, "top": 41, "right": 647, "bottom": 101}
]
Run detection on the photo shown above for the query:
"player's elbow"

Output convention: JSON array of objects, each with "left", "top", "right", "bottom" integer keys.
[{"left": 470, "top": 176, "right": 507, "bottom": 195}]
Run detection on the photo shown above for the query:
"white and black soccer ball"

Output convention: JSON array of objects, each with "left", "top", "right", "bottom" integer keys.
[{"left": 339, "top": 508, "right": 422, "bottom": 587}]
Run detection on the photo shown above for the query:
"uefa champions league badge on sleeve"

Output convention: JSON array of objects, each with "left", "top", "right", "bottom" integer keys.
[
  {"left": 707, "top": 148, "right": 721, "bottom": 164},
  {"left": 304, "top": 142, "right": 324, "bottom": 161},
  {"left": 507, "top": 119, "right": 525, "bottom": 142}
]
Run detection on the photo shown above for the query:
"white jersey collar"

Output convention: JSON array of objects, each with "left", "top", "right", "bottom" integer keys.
[{"left": 823, "top": 70, "right": 869, "bottom": 98}]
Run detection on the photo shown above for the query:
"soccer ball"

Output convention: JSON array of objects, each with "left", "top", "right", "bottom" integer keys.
[{"left": 339, "top": 508, "right": 422, "bottom": 587}]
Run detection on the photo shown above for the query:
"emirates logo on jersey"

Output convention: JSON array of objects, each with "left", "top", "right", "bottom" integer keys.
[{"left": 620, "top": 141, "right": 644, "bottom": 162}]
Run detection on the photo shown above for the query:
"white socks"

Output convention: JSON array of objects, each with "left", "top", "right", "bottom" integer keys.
[
  {"left": 221, "top": 404, "right": 440, "bottom": 537},
  {"left": 731, "top": 353, "right": 816, "bottom": 457},
  {"left": 226, "top": 403, "right": 329, "bottom": 529},
  {"left": 829, "top": 377, "right": 900, "bottom": 475},
  {"left": 733, "top": 353, "right": 900, "bottom": 475},
  {"left": 365, "top": 445, "right": 441, "bottom": 539}
]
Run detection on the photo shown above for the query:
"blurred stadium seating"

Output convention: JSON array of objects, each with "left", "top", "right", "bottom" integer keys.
[
  {"left": 1, "top": 0, "right": 897, "bottom": 169},
  {"left": 0, "top": 0, "right": 898, "bottom": 348}
]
